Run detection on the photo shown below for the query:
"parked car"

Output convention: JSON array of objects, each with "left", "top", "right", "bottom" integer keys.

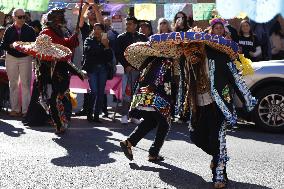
[{"left": 237, "top": 60, "right": 284, "bottom": 132}]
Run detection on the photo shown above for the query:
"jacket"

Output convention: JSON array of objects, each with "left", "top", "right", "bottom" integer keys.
[
  {"left": 115, "top": 32, "right": 148, "bottom": 69},
  {"left": 206, "top": 46, "right": 256, "bottom": 125},
  {"left": 0, "top": 23, "right": 36, "bottom": 57},
  {"left": 82, "top": 36, "right": 113, "bottom": 73}
]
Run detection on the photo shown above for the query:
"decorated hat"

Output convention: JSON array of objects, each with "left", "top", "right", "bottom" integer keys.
[
  {"left": 124, "top": 41, "right": 183, "bottom": 70},
  {"left": 209, "top": 17, "right": 228, "bottom": 27},
  {"left": 125, "top": 31, "right": 239, "bottom": 69},
  {"left": 13, "top": 34, "right": 72, "bottom": 61}
]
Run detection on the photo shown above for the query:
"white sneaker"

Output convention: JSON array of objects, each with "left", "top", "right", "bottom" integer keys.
[
  {"left": 130, "top": 118, "right": 142, "bottom": 125},
  {"left": 121, "top": 115, "right": 128, "bottom": 124}
]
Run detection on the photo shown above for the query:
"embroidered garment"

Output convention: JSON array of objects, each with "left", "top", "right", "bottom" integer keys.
[{"left": 130, "top": 57, "right": 176, "bottom": 124}]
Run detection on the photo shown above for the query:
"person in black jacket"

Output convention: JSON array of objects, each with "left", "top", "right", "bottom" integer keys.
[
  {"left": 115, "top": 16, "right": 148, "bottom": 124},
  {"left": 83, "top": 23, "right": 113, "bottom": 123},
  {"left": 0, "top": 8, "right": 36, "bottom": 117}
]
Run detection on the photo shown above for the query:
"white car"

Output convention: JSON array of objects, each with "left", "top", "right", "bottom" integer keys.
[{"left": 238, "top": 60, "right": 284, "bottom": 132}]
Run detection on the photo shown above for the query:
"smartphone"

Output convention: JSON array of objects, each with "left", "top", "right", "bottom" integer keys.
[
  {"left": 176, "top": 17, "right": 183, "bottom": 25},
  {"left": 101, "top": 32, "right": 107, "bottom": 39}
]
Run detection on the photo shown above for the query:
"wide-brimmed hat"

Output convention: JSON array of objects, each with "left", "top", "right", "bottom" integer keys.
[
  {"left": 124, "top": 41, "right": 183, "bottom": 70},
  {"left": 125, "top": 31, "right": 239, "bottom": 69},
  {"left": 13, "top": 34, "right": 72, "bottom": 61}
]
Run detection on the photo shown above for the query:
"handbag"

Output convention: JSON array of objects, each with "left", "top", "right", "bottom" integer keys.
[{"left": 106, "top": 60, "right": 116, "bottom": 80}]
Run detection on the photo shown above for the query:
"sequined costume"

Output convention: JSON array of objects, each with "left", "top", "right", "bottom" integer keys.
[
  {"left": 130, "top": 57, "right": 179, "bottom": 124},
  {"left": 121, "top": 41, "right": 181, "bottom": 159},
  {"left": 148, "top": 32, "right": 256, "bottom": 187},
  {"left": 38, "top": 27, "right": 80, "bottom": 133},
  {"left": 183, "top": 45, "right": 257, "bottom": 187}
]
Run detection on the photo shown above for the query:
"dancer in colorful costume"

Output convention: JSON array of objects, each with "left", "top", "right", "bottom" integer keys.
[
  {"left": 13, "top": 8, "right": 84, "bottom": 134},
  {"left": 148, "top": 31, "right": 257, "bottom": 188},
  {"left": 120, "top": 40, "right": 183, "bottom": 161}
]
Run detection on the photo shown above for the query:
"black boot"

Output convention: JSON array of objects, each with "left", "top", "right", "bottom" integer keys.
[
  {"left": 93, "top": 114, "right": 102, "bottom": 123},
  {"left": 87, "top": 94, "right": 95, "bottom": 122}
]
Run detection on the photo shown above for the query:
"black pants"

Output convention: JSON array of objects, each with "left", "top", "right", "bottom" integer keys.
[
  {"left": 128, "top": 110, "right": 170, "bottom": 157},
  {"left": 190, "top": 103, "right": 224, "bottom": 156},
  {"left": 190, "top": 103, "right": 228, "bottom": 183}
]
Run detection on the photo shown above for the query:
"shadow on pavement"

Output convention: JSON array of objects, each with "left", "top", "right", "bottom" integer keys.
[
  {"left": 228, "top": 125, "right": 284, "bottom": 145},
  {"left": 0, "top": 119, "right": 25, "bottom": 137},
  {"left": 129, "top": 162, "right": 272, "bottom": 189},
  {"left": 50, "top": 121, "right": 121, "bottom": 167},
  {"left": 129, "top": 162, "right": 210, "bottom": 189}
]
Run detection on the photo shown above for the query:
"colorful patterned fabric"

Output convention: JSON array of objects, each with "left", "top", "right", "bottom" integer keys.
[
  {"left": 227, "top": 62, "right": 257, "bottom": 111},
  {"left": 209, "top": 59, "right": 237, "bottom": 125},
  {"left": 149, "top": 32, "right": 239, "bottom": 59},
  {"left": 214, "top": 121, "right": 229, "bottom": 183},
  {"left": 130, "top": 58, "right": 175, "bottom": 123}
]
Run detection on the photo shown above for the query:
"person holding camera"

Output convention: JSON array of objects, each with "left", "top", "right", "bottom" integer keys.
[
  {"left": 75, "top": 0, "right": 103, "bottom": 117},
  {"left": 82, "top": 23, "right": 113, "bottom": 123},
  {"left": 115, "top": 16, "right": 148, "bottom": 124}
]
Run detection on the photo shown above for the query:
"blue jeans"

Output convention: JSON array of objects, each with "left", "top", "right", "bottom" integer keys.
[{"left": 88, "top": 64, "right": 107, "bottom": 116}]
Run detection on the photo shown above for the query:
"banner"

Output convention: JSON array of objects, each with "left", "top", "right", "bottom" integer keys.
[
  {"left": 0, "top": 0, "right": 49, "bottom": 13},
  {"left": 0, "top": 0, "right": 14, "bottom": 14},
  {"left": 216, "top": 0, "right": 283, "bottom": 23},
  {"left": 134, "top": 3, "right": 156, "bottom": 21},
  {"left": 48, "top": 2, "right": 67, "bottom": 11},
  {"left": 13, "top": 0, "right": 28, "bottom": 9},
  {"left": 192, "top": 3, "right": 216, "bottom": 21},
  {"left": 27, "top": 0, "right": 49, "bottom": 12},
  {"left": 164, "top": 3, "right": 186, "bottom": 20},
  {"left": 104, "top": 4, "right": 129, "bottom": 17}
]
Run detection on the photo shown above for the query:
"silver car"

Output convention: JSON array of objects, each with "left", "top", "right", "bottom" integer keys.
[{"left": 238, "top": 60, "right": 284, "bottom": 132}]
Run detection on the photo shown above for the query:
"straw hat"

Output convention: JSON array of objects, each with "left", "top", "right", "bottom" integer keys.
[
  {"left": 124, "top": 41, "right": 183, "bottom": 70},
  {"left": 125, "top": 32, "right": 239, "bottom": 69},
  {"left": 13, "top": 34, "right": 72, "bottom": 61}
]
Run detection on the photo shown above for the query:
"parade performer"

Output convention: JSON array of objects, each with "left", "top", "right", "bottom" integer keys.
[
  {"left": 149, "top": 31, "right": 256, "bottom": 188},
  {"left": 13, "top": 8, "right": 84, "bottom": 134},
  {"left": 120, "top": 41, "right": 182, "bottom": 162}
]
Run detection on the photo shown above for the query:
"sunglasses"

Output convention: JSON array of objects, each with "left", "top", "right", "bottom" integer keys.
[{"left": 17, "top": 15, "right": 26, "bottom": 19}]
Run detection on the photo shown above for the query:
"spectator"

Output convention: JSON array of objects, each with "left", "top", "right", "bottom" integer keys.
[
  {"left": 25, "top": 12, "right": 32, "bottom": 25},
  {"left": 172, "top": 11, "right": 189, "bottom": 32},
  {"left": 0, "top": 8, "right": 36, "bottom": 117},
  {"left": 269, "top": 21, "right": 284, "bottom": 60},
  {"left": 79, "top": 3, "right": 103, "bottom": 42},
  {"left": 139, "top": 21, "right": 153, "bottom": 37},
  {"left": 75, "top": 2, "right": 103, "bottom": 117},
  {"left": 157, "top": 18, "right": 172, "bottom": 34},
  {"left": 0, "top": 25, "right": 5, "bottom": 66},
  {"left": 82, "top": 23, "right": 113, "bottom": 123},
  {"left": 4, "top": 14, "right": 13, "bottom": 27},
  {"left": 250, "top": 18, "right": 277, "bottom": 61},
  {"left": 238, "top": 20, "right": 262, "bottom": 62},
  {"left": 29, "top": 20, "right": 42, "bottom": 36},
  {"left": 103, "top": 16, "right": 119, "bottom": 117},
  {"left": 209, "top": 17, "right": 231, "bottom": 40},
  {"left": 115, "top": 16, "right": 148, "bottom": 124}
]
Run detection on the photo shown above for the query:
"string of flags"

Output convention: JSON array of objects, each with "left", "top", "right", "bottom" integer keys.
[{"left": 0, "top": 0, "right": 216, "bottom": 21}]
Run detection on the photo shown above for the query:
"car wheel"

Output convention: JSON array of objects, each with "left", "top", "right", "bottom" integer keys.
[{"left": 253, "top": 86, "right": 284, "bottom": 132}]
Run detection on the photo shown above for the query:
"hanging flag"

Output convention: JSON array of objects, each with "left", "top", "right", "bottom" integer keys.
[
  {"left": 27, "top": 0, "right": 49, "bottom": 12},
  {"left": 48, "top": 1, "right": 67, "bottom": 11},
  {"left": 0, "top": 0, "right": 14, "bottom": 14},
  {"left": 164, "top": 3, "right": 186, "bottom": 20},
  {"left": 13, "top": 0, "right": 28, "bottom": 9},
  {"left": 134, "top": 3, "right": 156, "bottom": 21},
  {"left": 104, "top": 4, "right": 129, "bottom": 16},
  {"left": 192, "top": 3, "right": 216, "bottom": 21}
]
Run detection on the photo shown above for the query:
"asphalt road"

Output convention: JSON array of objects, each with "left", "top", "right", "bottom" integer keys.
[{"left": 0, "top": 113, "right": 283, "bottom": 189}]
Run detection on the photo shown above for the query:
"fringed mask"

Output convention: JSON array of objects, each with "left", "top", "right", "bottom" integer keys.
[{"left": 182, "top": 43, "right": 205, "bottom": 65}]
